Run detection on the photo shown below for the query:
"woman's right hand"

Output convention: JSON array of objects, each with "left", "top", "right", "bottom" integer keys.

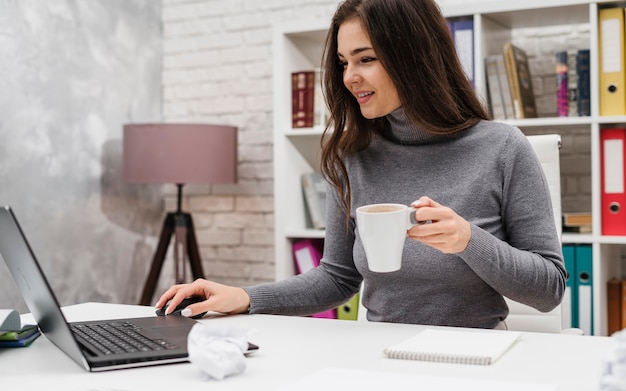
[{"left": 155, "top": 278, "right": 251, "bottom": 318}]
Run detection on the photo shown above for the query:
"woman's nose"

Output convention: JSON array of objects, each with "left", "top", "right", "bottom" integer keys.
[{"left": 343, "top": 64, "right": 361, "bottom": 85}]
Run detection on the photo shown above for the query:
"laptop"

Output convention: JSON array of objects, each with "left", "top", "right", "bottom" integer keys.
[{"left": 0, "top": 205, "right": 199, "bottom": 371}]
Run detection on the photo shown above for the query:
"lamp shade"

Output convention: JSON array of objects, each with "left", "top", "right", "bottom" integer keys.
[{"left": 123, "top": 123, "right": 237, "bottom": 184}]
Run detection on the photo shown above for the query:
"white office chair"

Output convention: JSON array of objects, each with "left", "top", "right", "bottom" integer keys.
[
  {"left": 504, "top": 134, "right": 566, "bottom": 333},
  {"left": 358, "top": 134, "right": 580, "bottom": 334}
]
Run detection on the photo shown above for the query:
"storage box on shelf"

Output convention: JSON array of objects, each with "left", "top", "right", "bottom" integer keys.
[{"left": 273, "top": 0, "right": 626, "bottom": 335}]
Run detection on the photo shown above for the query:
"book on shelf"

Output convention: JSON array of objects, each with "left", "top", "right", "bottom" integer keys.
[
  {"left": 291, "top": 69, "right": 325, "bottom": 128},
  {"left": 606, "top": 278, "right": 626, "bottom": 336},
  {"left": 495, "top": 53, "right": 515, "bottom": 119},
  {"left": 301, "top": 171, "right": 327, "bottom": 230},
  {"left": 567, "top": 49, "right": 579, "bottom": 117},
  {"left": 556, "top": 51, "right": 569, "bottom": 117},
  {"left": 383, "top": 328, "right": 521, "bottom": 365},
  {"left": 577, "top": 49, "right": 591, "bottom": 116},
  {"left": 562, "top": 212, "right": 592, "bottom": 226},
  {"left": 562, "top": 225, "right": 592, "bottom": 234},
  {"left": 503, "top": 42, "right": 537, "bottom": 119},
  {"left": 450, "top": 19, "right": 474, "bottom": 87},
  {"left": 485, "top": 55, "right": 506, "bottom": 120},
  {"left": 292, "top": 70, "right": 315, "bottom": 128}
]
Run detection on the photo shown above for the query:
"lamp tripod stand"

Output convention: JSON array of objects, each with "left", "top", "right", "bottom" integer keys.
[{"left": 139, "top": 184, "right": 205, "bottom": 306}]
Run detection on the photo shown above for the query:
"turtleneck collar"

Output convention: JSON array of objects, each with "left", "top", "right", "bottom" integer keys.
[{"left": 383, "top": 107, "right": 449, "bottom": 145}]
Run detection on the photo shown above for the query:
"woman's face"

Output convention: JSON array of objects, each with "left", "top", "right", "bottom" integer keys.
[{"left": 337, "top": 18, "right": 401, "bottom": 119}]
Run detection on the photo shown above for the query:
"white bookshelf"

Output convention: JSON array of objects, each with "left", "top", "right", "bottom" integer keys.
[{"left": 272, "top": 0, "right": 626, "bottom": 336}]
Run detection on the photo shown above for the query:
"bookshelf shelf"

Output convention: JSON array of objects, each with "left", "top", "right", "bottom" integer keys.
[{"left": 273, "top": 0, "right": 626, "bottom": 335}]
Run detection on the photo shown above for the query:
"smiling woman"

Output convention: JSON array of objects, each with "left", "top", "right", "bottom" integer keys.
[
  {"left": 337, "top": 18, "right": 401, "bottom": 119},
  {"left": 156, "top": 0, "right": 566, "bottom": 331}
]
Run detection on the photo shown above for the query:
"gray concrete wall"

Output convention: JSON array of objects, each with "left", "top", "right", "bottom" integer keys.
[{"left": 0, "top": 0, "right": 162, "bottom": 311}]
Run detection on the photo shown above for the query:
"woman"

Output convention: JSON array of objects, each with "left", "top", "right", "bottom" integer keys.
[{"left": 156, "top": 0, "right": 566, "bottom": 329}]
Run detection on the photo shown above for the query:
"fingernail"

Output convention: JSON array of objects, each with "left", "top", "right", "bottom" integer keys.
[
  {"left": 181, "top": 308, "right": 192, "bottom": 317},
  {"left": 411, "top": 200, "right": 421, "bottom": 207}
]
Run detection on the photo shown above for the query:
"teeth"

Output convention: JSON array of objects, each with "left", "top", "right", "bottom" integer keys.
[{"left": 357, "top": 92, "right": 373, "bottom": 98}]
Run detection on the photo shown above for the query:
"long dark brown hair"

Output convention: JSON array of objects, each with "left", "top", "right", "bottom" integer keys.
[{"left": 320, "top": 0, "right": 490, "bottom": 218}]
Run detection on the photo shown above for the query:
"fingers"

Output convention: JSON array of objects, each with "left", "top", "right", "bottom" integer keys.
[
  {"left": 410, "top": 196, "right": 446, "bottom": 225},
  {"left": 154, "top": 279, "right": 208, "bottom": 315},
  {"left": 407, "top": 197, "right": 471, "bottom": 254},
  {"left": 154, "top": 279, "right": 251, "bottom": 317},
  {"left": 411, "top": 196, "right": 441, "bottom": 209}
]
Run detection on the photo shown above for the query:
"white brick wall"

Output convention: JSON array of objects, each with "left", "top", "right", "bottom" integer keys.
[
  {"left": 161, "top": 0, "right": 340, "bottom": 287},
  {"left": 161, "top": 0, "right": 592, "bottom": 288}
]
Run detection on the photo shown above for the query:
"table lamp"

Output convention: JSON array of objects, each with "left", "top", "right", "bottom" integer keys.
[{"left": 123, "top": 123, "right": 238, "bottom": 305}]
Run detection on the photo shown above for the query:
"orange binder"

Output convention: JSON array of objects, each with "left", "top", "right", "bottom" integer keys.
[
  {"left": 601, "top": 128, "right": 626, "bottom": 235},
  {"left": 599, "top": 7, "right": 626, "bottom": 116}
]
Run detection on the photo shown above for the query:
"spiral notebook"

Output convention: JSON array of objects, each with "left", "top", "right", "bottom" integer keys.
[{"left": 383, "top": 328, "right": 521, "bottom": 365}]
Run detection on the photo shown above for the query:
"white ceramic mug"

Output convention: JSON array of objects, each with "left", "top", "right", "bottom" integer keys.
[{"left": 356, "top": 203, "right": 417, "bottom": 273}]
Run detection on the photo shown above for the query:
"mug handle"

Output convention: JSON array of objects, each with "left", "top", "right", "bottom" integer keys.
[
  {"left": 407, "top": 206, "right": 418, "bottom": 229},
  {"left": 407, "top": 206, "right": 431, "bottom": 229}
]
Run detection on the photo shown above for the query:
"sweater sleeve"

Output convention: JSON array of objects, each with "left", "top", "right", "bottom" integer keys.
[
  {"left": 244, "top": 180, "right": 362, "bottom": 315},
  {"left": 457, "top": 131, "right": 566, "bottom": 312}
]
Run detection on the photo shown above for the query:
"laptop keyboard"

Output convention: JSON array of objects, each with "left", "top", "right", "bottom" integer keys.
[{"left": 71, "top": 322, "right": 179, "bottom": 355}]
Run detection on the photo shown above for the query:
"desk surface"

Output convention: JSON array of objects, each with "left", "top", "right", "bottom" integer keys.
[{"left": 0, "top": 302, "right": 615, "bottom": 390}]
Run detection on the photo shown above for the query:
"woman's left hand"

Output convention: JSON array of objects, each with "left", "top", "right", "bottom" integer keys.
[{"left": 407, "top": 196, "right": 472, "bottom": 254}]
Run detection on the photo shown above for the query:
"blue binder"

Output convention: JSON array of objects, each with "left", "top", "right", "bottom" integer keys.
[
  {"left": 562, "top": 245, "right": 577, "bottom": 329},
  {"left": 575, "top": 244, "right": 594, "bottom": 335}
]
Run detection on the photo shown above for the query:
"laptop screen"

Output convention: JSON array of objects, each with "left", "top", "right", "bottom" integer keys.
[{"left": 0, "top": 206, "right": 90, "bottom": 370}]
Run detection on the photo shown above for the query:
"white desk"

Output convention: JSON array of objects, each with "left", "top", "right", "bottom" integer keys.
[{"left": 0, "top": 302, "right": 616, "bottom": 390}]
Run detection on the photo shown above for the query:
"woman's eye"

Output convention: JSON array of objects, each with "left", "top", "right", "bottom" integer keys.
[
  {"left": 338, "top": 60, "right": 348, "bottom": 68},
  {"left": 361, "top": 57, "right": 375, "bottom": 63}
]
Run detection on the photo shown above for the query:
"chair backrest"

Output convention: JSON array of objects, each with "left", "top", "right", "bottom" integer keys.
[
  {"left": 504, "top": 134, "right": 563, "bottom": 333},
  {"left": 358, "top": 134, "right": 565, "bottom": 333}
]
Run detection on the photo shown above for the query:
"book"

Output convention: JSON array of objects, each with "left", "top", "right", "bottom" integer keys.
[
  {"left": 0, "top": 325, "right": 40, "bottom": 341},
  {"left": 0, "top": 309, "right": 40, "bottom": 348},
  {"left": 495, "top": 54, "right": 515, "bottom": 119},
  {"left": 485, "top": 55, "right": 506, "bottom": 119},
  {"left": 451, "top": 19, "right": 474, "bottom": 87},
  {"left": 291, "top": 70, "right": 315, "bottom": 128},
  {"left": 577, "top": 49, "right": 591, "bottom": 116},
  {"left": 0, "top": 329, "right": 41, "bottom": 347},
  {"left": 567, "top": 49, "right": 579, "bottom": 117},
  {"left": 562, "top": 212, "right": 592, "bottom": 227},
  {"left": 607, "top": 279, "right": 623, "bottom": 336},
  {"left": 383, "top": 328, "right": 521, "bottom": 365},
  {"left": 301, "top": 171, "right": 327, "bottom": 230},
  {"left": 555, "top": 51, "right": 569, "bottom": 117},
  {"left": 313, "top": 68, "right": 326, "bottom": 127},
  {"left": 562, "top": 225, "right": 592, "bottom": 234},
  {"left": 503, "top": 42, "right": 537, "bottom": 119}
]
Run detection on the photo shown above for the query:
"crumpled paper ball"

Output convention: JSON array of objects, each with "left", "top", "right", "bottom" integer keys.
[{"left": 187, "top": 323, "right": 252, "bottom": 381}]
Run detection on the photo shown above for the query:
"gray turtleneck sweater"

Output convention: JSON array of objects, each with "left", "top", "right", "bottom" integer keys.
[{"left": 245, "top": 108, "right": 566, "bottom": 329}]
